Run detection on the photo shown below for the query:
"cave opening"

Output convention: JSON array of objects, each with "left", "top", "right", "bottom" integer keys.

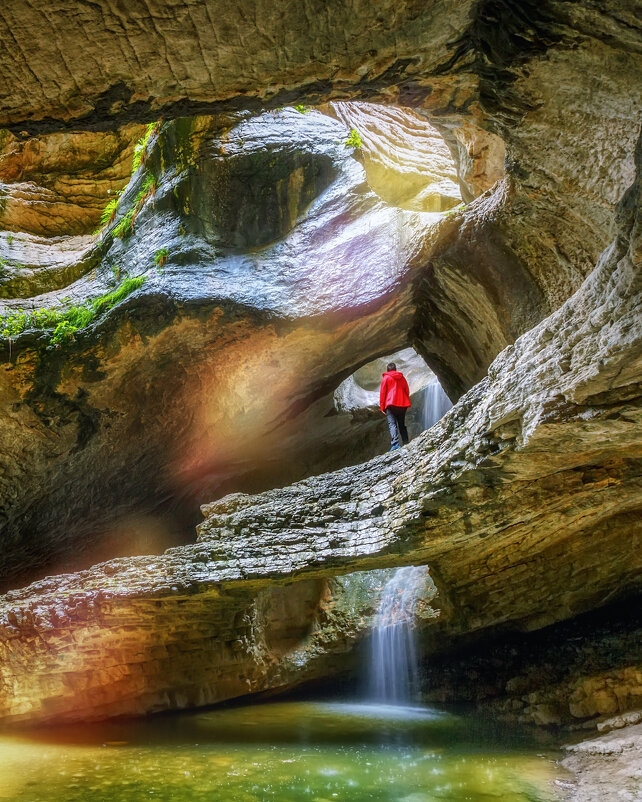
[
  {"left": 0, "top": 9, "right": 640, "bottom": 793},
  {"left": 0, "top": 100, "right": 482, "bottom": 590}
]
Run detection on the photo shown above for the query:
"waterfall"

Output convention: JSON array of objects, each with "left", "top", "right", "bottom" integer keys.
[
  {"left": 422, "top": 376, "right": 452, "bottom": 430},
  {"left": 368, "top": 566, "right": 428, "bottom": 704}
]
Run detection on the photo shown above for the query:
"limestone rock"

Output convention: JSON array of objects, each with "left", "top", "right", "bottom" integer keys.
[
  {"left": 0, "top": 0, "right": 639, "bottom": 728},
  {"left": 0, "top": 135, "right": 638, "bottom": 723},
  {"left": 562, "top": 723, "right": 642, "bottom": 802},
  {"left": 325, "top": 102, "right": 462, "bottom": 211},
  {"left": 0, "top": 108, "right": 444, "bottom": 588},
  {"left": 420, "top": 600, "right": 642, "bottom": 730},
  {"left": 2, "top": 1, "right": 640, "bottom": 581},
  {"left": 0, "top": 126, "right": 143, "bottom": 237}
]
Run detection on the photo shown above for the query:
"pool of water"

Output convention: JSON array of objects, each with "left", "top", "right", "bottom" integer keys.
[{"left": 0, "top": 700, "right": 564, "bottom": 801}]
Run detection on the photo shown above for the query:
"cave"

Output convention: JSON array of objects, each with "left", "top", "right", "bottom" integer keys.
[{"left": 0, "top": 2, "right": 641, "bottom": 800}]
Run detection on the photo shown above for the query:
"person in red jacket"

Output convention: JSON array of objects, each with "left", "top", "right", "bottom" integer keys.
[{"left": 379, "top": 361, "right": 411, "bottom": 451}]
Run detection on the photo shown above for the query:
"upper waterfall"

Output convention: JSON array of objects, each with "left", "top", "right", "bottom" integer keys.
[{"left": 422, "top": 376, "right": 452, "bottom": 430}]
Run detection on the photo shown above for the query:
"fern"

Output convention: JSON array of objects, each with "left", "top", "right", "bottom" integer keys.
[
  {"left": 131, "top": 122, "right": 158, "bottom": 173},
  {"left": 344, "top": 128, "right": 363, "bottom": 149},
  {"left": 0, "top": 276, "right": 146, "bottom": 347},
  {"left": 154, "top": 248, "right": 169, "bottom": 268},
  {"left": 100, "top": 197, "right": 119, "bottom": 227}
]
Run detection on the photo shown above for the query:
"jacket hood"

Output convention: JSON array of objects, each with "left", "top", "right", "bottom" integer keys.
[{"left": 382, "top": 370, "right": 405, "bottom": 379}]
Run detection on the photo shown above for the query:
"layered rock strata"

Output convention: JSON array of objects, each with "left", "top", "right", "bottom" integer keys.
[
  {"left": 0, "top": 92, "right": 580, "bottom": 589},
  {"left": 421, "top": 599, "right": 642, "bottom": 730},
  {"left": 1, "top": 2, "right": 639, "bottom": 586},
  {"left": 0, "top": 137, "right": 639, "bottom": 723},
  {"left": 0, "top": 126, "right": 143, "bottom": 237},
  {"left": 0, "top": 107, "right": 452, "bottom": 589},
  {"left": 0, "top": 0, "right": 640, "bottom": 731},
  {"left": 325, "top": 102, "right": 462, "bottom": 212}
]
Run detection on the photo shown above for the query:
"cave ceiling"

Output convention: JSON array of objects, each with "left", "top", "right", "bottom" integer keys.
[{"left": 0, "top": 0, "right": 640, "bottom": 586}]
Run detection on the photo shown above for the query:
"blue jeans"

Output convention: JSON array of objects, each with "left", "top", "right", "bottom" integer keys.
[{"left": 386, "top": 406, "right": 409, "bottom": 447}]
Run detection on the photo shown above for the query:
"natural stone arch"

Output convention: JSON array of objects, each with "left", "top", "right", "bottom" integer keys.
[
  {"left": 0, "top": 158, "right": 639, "bottom": 722},
  {"left": 0, "top": 0, "right": 640, "bottom": 730}
]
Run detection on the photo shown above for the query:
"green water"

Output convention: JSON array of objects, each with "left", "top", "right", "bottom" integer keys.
[{"left": 0, "top": 701, "right": 563, "bottom": 802}]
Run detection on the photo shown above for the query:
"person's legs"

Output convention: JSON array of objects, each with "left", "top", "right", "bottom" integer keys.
[
  {"left": 387, "top": 406, "right": 409, "bottom": 445},
  {"left": 396, "top": 407, "right": 409, "bottom": 444},
  {"left": 385, "top": 407, "right": 400, "bottom": 448}
]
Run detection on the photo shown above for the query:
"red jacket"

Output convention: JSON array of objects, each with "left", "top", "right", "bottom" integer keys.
[{"left": 379, "top": 371, "right": 411, "bottom": 411}]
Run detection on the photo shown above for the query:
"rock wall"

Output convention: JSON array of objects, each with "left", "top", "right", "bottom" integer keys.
[
  {"left": 420, "top": 599, "right": 642, "bottom": 730},
  {"left": 0, "top": 1, "right": 476, "bottom": 133},
  {"left": 0, "top": 564, "right": 427, "bottom": 724},
  {"left": 1, "top": 3, "right": 639, "bottom": 586},
  {"left": 0, "top": 137, "right": 638, "bottom": 722},
  {"left": 325, "top": 102, "right": 462, "bottom": 212},
  {"left": 0, "top": 126, "right": 143, "bottom": 237},
  {"left": 0, "top": 0, "right": 639, "bottom": 729},
  {"left": 0, "top": 107, "right": 448, "bottom": 589},
  {"left": 0, "top": 92, "right": 576, "bottom": 589}
]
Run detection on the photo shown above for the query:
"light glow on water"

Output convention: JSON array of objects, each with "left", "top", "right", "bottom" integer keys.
[{"left": 0, "top": 701, "right": 562, "bottom": 802}]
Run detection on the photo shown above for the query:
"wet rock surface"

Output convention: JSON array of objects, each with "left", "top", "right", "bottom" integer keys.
[
  {"left": 0, "top": 142, "right": 639, "bottom": 723},
  {"left": 1, "top": 0, "right": 639, "bottom": 584},
  {"left": 0, "top": 0, "right": 639, "bottom": 746},
  {"left": 0, "top": 108, "right": 443, "bottom": 588}
]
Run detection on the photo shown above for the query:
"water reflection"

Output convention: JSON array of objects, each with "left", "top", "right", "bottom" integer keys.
[{"left": 0, "top": 701, "right": 562, "bottom": 801}]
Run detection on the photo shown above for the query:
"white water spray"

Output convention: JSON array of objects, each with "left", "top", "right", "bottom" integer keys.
[
  {"left": 369, "top": 566, "right": 428, "bottom": 704},
  {"left": 422, "top": 376, "right": 452, "bottom": 430}
]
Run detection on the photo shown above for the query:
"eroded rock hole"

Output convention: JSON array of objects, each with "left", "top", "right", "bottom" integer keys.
[{"left": 0, "top": 103, "right": 470, "bottom": 590}]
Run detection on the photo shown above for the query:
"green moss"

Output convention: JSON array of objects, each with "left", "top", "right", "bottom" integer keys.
[
  {"left": 443, "top": 202, "right": 467, "bottom": 217},
  {"left": 90, "top": 276, "right": 145, "bottom": 316},
  {"left": 0, "top": 276, "right": 146, "bottom": 346},
  {"left": 49, "top": 319, "right": 78, "bottom": 347},
  {"left": 344, "top": 128, "right": 363, "bottom": 149},
  {"left": 294, "top": 104, "right": 309, "bottom": 114}
]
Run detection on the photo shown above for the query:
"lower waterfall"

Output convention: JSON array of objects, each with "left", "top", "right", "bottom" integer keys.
[{"left": 368, "top": 565, "right": 428, "bottom": 704}]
